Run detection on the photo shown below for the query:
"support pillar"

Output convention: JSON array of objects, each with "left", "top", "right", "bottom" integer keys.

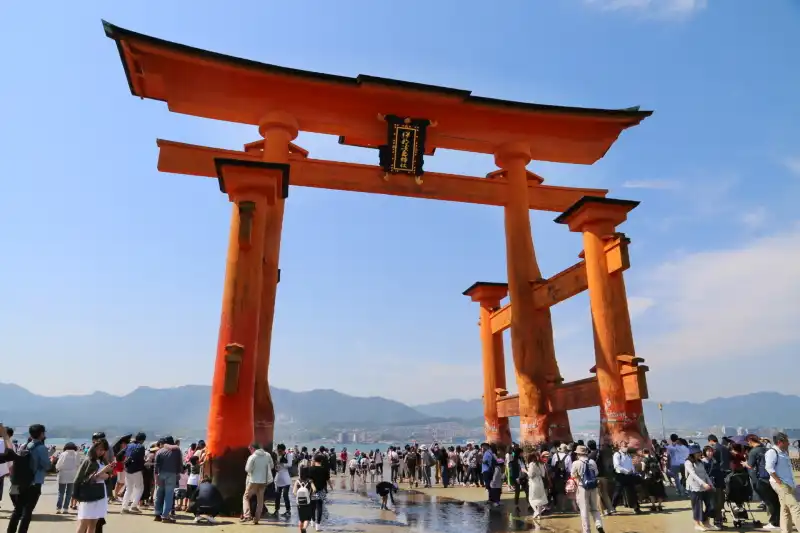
[
  {"left": 206, "top": 160, "right": 288, "bottom": 511},
  {"left": 555, "top": 197, "right": 646, "bottom": 448},
  {"left": 463, "top": 282, "right": 512, "bottom": 446},
  {"left": 608, "top": 264, "right": 651, "bottom": 448},
  {"left": 253, "top": 111, "right": 298, "bottom": 449},
  {"left": 495, "top": 142, "right": 550, "bottom": 445}
]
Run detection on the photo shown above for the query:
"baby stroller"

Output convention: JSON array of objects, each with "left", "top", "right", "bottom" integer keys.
[{"left": 724, "top": 471, "right": 762, "bottom": 529}]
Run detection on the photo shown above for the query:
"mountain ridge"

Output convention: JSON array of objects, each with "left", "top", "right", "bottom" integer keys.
[{"left": 1, "top": 383, "right": 797, "bottom": 435}]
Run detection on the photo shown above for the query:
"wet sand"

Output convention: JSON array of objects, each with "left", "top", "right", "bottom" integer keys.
[{"left": 0, "top": 473, "right": 779, "bottom": 533}]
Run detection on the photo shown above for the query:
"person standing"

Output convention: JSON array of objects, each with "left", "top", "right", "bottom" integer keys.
[
  {"left": 747, "top": 434, "right": 780, "bottom": 530},
  {"left": 121, "top": 432, "right": 147, "bottom": 513},
  {"left": 611, "top": 446, "right": 641, "bottom": 514},
  {"left": 242, "top": 443, "right": 274, "bottom": 524},
  {"left": 684, "top": 443, "right": 716, "bottom": 531},
  {"left": 571, "top": 445, "right": 605, "bottom": 533},
  {"left": 308, "top": 453, "right": 333, "bottom": 531},
  {"left": 765, "top": 432, "right": 800, "bottom": 533},
  {"left": 7, "top": 424, "right": 50, "bottom": 533},
  {"left": 74, "top": 439, "right": 113, "bottom": 533},
  {"left": 274, "top": 444, "right": 292, "bottom": 518},
  {"left": 526, "top": 452, "right": 549, "bottom": 518},
  {"left": 55, "top": 442, "right": 81, "bottom": 514},
  {"left": 667, "top": 434, "right": 690, "bottom": 496},
  {"left": 153, "top": 436, "right": 182, "bottom": 523}
]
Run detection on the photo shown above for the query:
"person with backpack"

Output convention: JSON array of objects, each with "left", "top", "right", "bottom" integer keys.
[
  {"left": 120, "top": 432, "right": 147, "bottom": 513},
  {"left": 550, "top": 443, "right": 571, "bottom": 513},
  {"left": 640, "top": 448, "right": 665, "bottom": 513},
  {"left": 571, "top": 445, "right": 605, "bottom": 533},
  {"left": 293, "top": 468, "right": 316, "bottom": 533},
  {"left": 7, "top": 424, "right": 50, "bottom": 533},
  {"left": 746, "top": 434, "right": 779, "bottom": 530}
]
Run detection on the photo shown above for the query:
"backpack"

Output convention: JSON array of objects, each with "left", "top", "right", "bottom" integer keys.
[
  {"left": 390, "top": 453, "right": 400, "bottom": 465},
  {"left": 10, "top": 441, "right": 41, "bottom": 488},
  {"left": 296, "top": 481, "right": 311, "bottom": 506},
  {"left": 553, "top": 453, "right": 568, "bottom": 480},
  {"left": 580, "top": 459, "right": 598, "bottom": 490}
]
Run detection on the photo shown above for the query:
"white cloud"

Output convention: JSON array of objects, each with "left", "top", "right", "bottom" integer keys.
[
  {"left": 585, "top": 0, "right": 708, "bottom": 18},
  {"left": 628, "top": 296, "right": 655, "bottom": 318},
  {"left": 623, "top": 179, "right": 681, "bottom": 190},
  {"left": 784, "top": 156, "right": 800, "bottom": 176},
  {"left": 740, "top": 207, "right": 768, "bottom": 231},
  {"left": 639, "top": 225, "right": 800, "bottom": 365}
]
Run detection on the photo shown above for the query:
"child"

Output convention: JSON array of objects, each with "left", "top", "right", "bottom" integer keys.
[
  {"left": 376, "top": 481, "right": 398, "bottom": 510},
  {"left": 293, "top": 468, "right": 316, "bottom": 533},
  {"left": 186, "top": 456, "right": 201, "bottom": 506},
  {"left": 173, "top": 464, "right": 189, "bottom": 513}
]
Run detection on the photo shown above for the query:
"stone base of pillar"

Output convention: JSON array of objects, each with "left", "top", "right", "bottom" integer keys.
[
  {"left": 519, "top": 413, "right": 549, "bottom": 445},
  {"left": 485, "top": 417, "right": 512, "bottom": 447},
  {"left": 600, "top": 402, "right": 648, "bottom": 450},
  {"left": 547, "top": 411, "right": 573, "bottom": 443},
  {"left": 209, "top": 446, "right": 251, "bottom": 515}
]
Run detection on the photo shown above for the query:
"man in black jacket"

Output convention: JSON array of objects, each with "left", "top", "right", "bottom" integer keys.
[
  {"left": 121, "top": 432, "right": 147, "bottom": 513},
  {"left": 747, "top": 434, "right": 779, "bottom": 530}
]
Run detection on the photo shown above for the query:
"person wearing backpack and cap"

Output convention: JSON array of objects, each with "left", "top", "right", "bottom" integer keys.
[
  {"left": 7, "top": 424, "right": 50, "bottom": 533},
  {"left": 571, "top": 445, "right": 604, "bottom": 533},
  {"left": 293, "top": 467, "right": 316, "bottom": 533}
]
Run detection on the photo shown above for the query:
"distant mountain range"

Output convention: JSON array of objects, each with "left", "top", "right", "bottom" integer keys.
[
  {"left": 413, "top": 392, "right": 800, "bottom": 431},
  {"left": 1, "top": 383, "right": 797, "bottom": 437}
]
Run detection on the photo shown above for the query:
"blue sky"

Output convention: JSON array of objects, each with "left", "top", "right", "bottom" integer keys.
[{"left": 1, "top": 0, "right": 799, "bottom": 406}]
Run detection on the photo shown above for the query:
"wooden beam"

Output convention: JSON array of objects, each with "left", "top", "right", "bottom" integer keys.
[
  {"left": 489, "top": 236, "right": 629, "bottom": 334},
  {"left": 495, "top": 370, "right": 648, "bottom": 417},
  {"left": 156, "top": 139, "right": 608, "bottom": 212}
]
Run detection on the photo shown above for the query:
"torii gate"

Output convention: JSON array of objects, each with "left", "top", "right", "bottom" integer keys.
[{"left": 103, "top": 20, "right": 652, "bottom": 509}]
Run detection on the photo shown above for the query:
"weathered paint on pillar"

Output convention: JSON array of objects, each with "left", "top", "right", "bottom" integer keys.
[
  {"left": 253, "top": 111, "right": 298, "bottom": 449},
  {"left": 496, "top": 142, "right": 549, "bottom": 445},
  {"left": 555, "top": 197, "right": 645, "bottom": 449},
  {"left": 608, "top": 269, "right": 650, "bottom": 448},
  {"left": 206, "top": 176, "right": 272, "bottom": 511},
  {"left": 464, "top": 282, "right": 513, "bottom": 446}
]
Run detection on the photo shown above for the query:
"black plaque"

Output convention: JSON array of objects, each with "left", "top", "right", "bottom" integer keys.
[{"left": 379, "top": 115, "right": 430, "bottom": 177}]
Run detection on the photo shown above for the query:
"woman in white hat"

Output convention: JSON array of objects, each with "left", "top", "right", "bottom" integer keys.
[
  {"left": 526, "top": 451, "right": 549, "bottom": 519},
  {"left": 571, "top": 445, "right": 604, "bottom": 533}
]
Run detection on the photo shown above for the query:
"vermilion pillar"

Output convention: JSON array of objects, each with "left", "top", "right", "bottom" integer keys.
[
  {"left": 555, "top": 197, "right": 646, "bottom": 448},
  {"left": 495, "top": 142, "right": 550, "bottom": 445},
  {"left": 206, "top": 159, "right": 289, "bottom": 510},
  {"left": 608, "top": 264, "right": 651, "bottom": 448},
  {"left": 253, "top": 111, "right": 298, "bottom": 448},
  {"left": 463, "top": 282, "right": 512, "bottom": 446}
]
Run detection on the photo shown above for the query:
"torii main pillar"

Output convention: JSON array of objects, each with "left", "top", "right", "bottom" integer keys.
[
  {"left": 463, "top": 282, "right": 512, "bottom": 446},
  {"left": 253, "top": 112, "right": 298, "bottom": 449},
  {"left": 556, "top": 197, "right": 647, "bottom": 448},
  {"left": 206, "top": 158, "right": 289, "bottom": 509},
  {"left": 495, "top": 142, "right": 567, "bottom": 445}
]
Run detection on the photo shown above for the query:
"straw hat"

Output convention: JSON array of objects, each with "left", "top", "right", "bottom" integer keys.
[{"left": 575, "top": 445, "right": 589, "bottom": 456}]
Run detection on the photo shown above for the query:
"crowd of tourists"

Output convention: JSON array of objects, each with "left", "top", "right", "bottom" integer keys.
[{"left": 1, "top": 424, "right": 799, "bottom": 533}]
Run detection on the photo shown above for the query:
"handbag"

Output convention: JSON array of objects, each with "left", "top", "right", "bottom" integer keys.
[
  {"left": 565, "top": 476, "right": 578, "bottom": 494},
  {"left": 74, "top": 480, "right": 106, "bottom": 502}
]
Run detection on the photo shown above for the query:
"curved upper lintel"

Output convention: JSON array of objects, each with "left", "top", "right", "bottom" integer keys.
[{"left": 103, "top": 20, "right": 653, "bottom": 164}]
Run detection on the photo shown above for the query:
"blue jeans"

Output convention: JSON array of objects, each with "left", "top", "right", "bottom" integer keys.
[
  {"left": 669, "top": 465, "right": 686, "bottom": 495},
  {"left": 154, "top": 472, "right": 178, "bottom": 518},
  {"left": 56, "top": 483, "right": 74, "bottom": 510}
]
